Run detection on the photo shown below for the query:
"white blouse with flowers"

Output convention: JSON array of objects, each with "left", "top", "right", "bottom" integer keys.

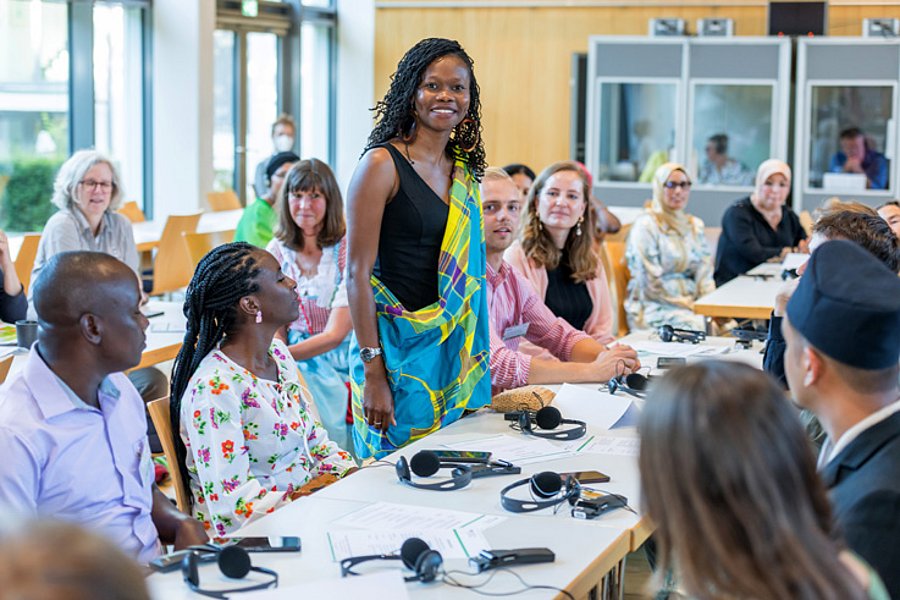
[{"left": 179, "top": 339, "right": 355, "bottom": 536}]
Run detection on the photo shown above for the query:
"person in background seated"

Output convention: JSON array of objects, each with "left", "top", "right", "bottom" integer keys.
[
  {"left": 481, "top": 168, "right": 639, "bottom": 394},
  {"left": 0, "top": 520, "right": 151, "bottom": 600},
  {"left": 0, "top": 229, "right": 26, "bottom": 323},
  {"left": 575, "top": 162, "right": 621, "bottom": 235},
  {"left": 641, "top": 361, "right": 886, "bottom": 600},
  {"left": 625, "top": 163, "right": 714, "bottom": 332},
  {"left": 714, "top": 159, "right": 807, "bottom": 286},
  {"left": 252, "top": 113, "right": 296, "bottom": 199},
  {"left": 876, "top": 200, "right": 900, "bottom": 238},
  {"left": 0, "top": 252, "right": 207, "bottom": 563},
  {"left": 781, "top": 240, "right": 900, "bottom": 598},
  {"left": 170, "top": 243, "right": 355, "bottom": 536},
  {"left": 29, "top": 149, "right": 168, "bottom": 450},
  {"left": 828, "top": 127, "right": 888, "bottom": 190},
  {"left": 697, "top": 133, "right": 753, "bottom": 186},
  {"left": 234, "top": 151, "right": 299, "bottom": 248},
  {"left": 506, "top": 161, "right": 617, "bottom": 350},
  {"left": 502, "top": 163, "right": 535, "bottom": 202},
  {"left": 764, "top": 210, "right": 900, "bottom": 389},
  {"left": 267, "top": 159, "right": 354, "bottom": 457}
]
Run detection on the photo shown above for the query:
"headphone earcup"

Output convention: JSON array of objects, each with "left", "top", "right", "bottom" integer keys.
[
  {"left": 400, "top": 538, "right": 430, "bottom": 570},
  {"left": 659, "top": 324, "right": 674, "bottom": 342},
  {"left": 415, "top": 549, "right": 443, "bottom": 583},
  {"left": 219, "top": 545, "right": 252, "bottom": 579},
  {"left": 534, "top": 406, "right": 561, "bottom": 430},
  {"left": 409, "top": 451, "right": 441, "bottom": 477},
  {"left": 518, "top": 410, "right": 532, "bottom": 432},
  {"left": 530, "top": 471, "right": 563, "bottom": 499},
  {"left": 395, "top": 456, "right": 412, "bottom": 482},
  {"left": 183, "top": 551, "right": 200, "bottom": 586},
  {"left": 625, "top": 372, "right": 648, "bottom": 391}
]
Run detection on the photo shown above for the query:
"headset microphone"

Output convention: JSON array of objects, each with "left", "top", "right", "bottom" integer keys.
[
  {"left": 182, "top": 546, "right": 278, "bottom": 598},
  {"left": 341, "top": 537, "right": 443, "bottom": 583},
  {"left": 507, "top": 406, "right": 586, "bottom": 441},
  {"left": 395, "top": 450, "right": 473, "bottom": 491}
]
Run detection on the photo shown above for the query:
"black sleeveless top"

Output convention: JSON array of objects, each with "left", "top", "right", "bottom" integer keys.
[
  {"left": 544, "top": 257, "right": 592, "bottom": 331},
  {"left": 372, "top": 144, "right": 450, "bottom": 311}
]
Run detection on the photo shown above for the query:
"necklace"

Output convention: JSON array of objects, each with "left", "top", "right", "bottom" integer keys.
[{"left": 404, "top": 141, "right": 415, "bottom": 165}]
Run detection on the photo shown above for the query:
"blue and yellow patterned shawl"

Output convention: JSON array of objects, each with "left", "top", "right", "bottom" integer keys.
[{"left": 349, "top": 155, "right": 491, "bottom": 459}]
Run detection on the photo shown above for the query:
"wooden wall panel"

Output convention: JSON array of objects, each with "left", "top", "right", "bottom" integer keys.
[{"left": 374, "top": 3, "right": 900, "bottom": 172}]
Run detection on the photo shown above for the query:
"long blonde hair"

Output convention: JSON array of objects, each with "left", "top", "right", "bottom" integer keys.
[{"left": 520, "top": 161, "right": 598, "bottom": 282}]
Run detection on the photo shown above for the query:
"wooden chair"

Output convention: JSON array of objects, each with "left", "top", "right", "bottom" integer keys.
[
  {"left": 147, "top": 214, "right": 202, "bottom": 296},
  {"left": 182, "top": 229, "right": 236, "bottom": 267},
  {"left": 704, "top": 226, "right": 722, "bottom": 264},
  {"left": 206, "top": 189, "right": 241, "bottom": 212},
  {"left": 601, "top": 224, "right": 632, "bottom": 337},
  {"left": 13, "top": 234, "right": 40, "bottom": 295},
  {"left": 799, "top": 210, "right": 814, "bottom": 236},
  {"left": 147, "top": 396, "right": 191, "bottom": 513},
  {"left": 118, "top": 201, "right": 147, "bottom": 223},
  {"left": 0, "top": 355, "right": 13, "bottom": 385}
]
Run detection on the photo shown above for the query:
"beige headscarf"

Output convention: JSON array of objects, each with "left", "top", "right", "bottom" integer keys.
[
  {"left": 752, "top": 159, "right": 792, "bottom": 205},
  {"left": 650, "top": 162, "right": 693, "bottom": 235}
]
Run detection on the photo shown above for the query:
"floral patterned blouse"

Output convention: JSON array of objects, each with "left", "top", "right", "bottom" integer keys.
[{"left": 179, "top": 339, "right": 355, "bottom": 536}]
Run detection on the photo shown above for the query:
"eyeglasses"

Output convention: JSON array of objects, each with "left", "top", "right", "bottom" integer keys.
[
  {"left": 79, "top": 179, "right": 114, "bottom": 192},
  {"left": 664, "top": 181, "right": 692, "bottom": 190}
]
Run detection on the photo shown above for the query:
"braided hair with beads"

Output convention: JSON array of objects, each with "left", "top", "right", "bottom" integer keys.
[
  {"left": 366, "top": 37, "right": 486, "bottom": 180},
  {"left": 169, "top": 242, "right": 263, "bottom": 508}
]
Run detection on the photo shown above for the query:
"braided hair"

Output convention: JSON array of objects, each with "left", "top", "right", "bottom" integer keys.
[
  {"left": 366, "top": 37, "right": 486, "bottom": 180},
  {"left": 169, "top": 242, "right": 262, "bottom": 508}
]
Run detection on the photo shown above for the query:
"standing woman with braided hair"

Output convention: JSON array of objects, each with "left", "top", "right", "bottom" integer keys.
[
  {"left": 346, "top": 38, "right": 491, "bottom": 459},
  {"left": 170, "top": 242, "right": 354, "bottom": 536}
]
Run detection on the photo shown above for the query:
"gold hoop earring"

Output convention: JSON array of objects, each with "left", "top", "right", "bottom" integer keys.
[
  {"left": 456, "top": 118, "right": 477, "bottom": 153},
  {"left": 576, "top": 216, "right": 584, "bottom": 237}
]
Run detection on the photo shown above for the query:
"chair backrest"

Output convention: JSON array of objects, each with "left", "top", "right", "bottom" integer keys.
[
  {"left": 14, "top": 234, "right": 41, "bottom": 295},
  {"left": 0, "top": 354, "right": 13, "bottom": 385},
  {"left": 601, "top": 224, "right": 632, "bottom": 337},
  {"left": 206, "top": 190, "right": 242, "bottom": 212},
  {"left": 704, "top": 226, "right": 722, "bottom": 264},
  {"left": 149, "top": 213, "right": 202, "bottom": 296},
  {"left": 799, "top": 210, "right": 814, "bottom": 236},
  {"left": 118, "top": 201, "right": 146, "bottom": 223},
  {"left": 182, "top": 229, "right": 236, "bottom": 267},
  {"left": 147, "top": 396, "right": 191, "bottom": 513}
]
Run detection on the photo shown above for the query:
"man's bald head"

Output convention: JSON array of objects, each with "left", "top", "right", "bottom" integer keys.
[{"left": 32, "top": 252, "right": 138, "bottom": 327}]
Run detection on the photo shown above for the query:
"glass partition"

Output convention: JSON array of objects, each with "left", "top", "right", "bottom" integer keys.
[
  {"left": 596, "top": 82, "right": 677, "bottom": 183},
  {"left": 691, "top": 84, "right": 772, "bottom": 187},
  {"left": 807, "top": 85, "right": 893, "bottom": 191}
]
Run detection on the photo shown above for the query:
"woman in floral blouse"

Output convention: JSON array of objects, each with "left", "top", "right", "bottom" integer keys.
[{"left": 170, "top": 242, "right": 355, "bottom": 536}]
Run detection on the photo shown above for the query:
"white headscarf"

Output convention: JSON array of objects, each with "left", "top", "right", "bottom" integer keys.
[{"left": 650, "top": 162, "right": 692, "bottom": 235}]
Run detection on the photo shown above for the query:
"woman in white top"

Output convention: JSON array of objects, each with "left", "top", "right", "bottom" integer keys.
[{"left": 265, "top": 158, "right": 354, "bottom": 457}]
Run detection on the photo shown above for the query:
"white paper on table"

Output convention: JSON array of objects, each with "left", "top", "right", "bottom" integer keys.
[
  {"left": 551, "top": 383, "right": 637, "bottom": 430},
  {"left": 577, "top": 435, "right": 641, "bottom": 457},
  {"left": 632, "top": 341, "right": 728, "bottom": 358},
  {"left": 782, "top": 253, "right": 809, "bottom": 271},
  {"left": 149, "top": 321, "right": 186, "bottom": 333},
  {"left": 332, "top": 501, "right": 505, "bottom": 532},
  {"left": 441, "top": 433, "right": 576, "bottom": 465},
  {"left": 242, "top": 571, "right": 409, "bottom": 599},
  {"left": 327, "top": 528, "right": 490, "bottom": 561}
]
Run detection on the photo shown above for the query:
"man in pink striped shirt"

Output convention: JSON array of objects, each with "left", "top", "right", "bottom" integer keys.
[{"left": 483, "top": 168, "right": 639, "bottom": 394}]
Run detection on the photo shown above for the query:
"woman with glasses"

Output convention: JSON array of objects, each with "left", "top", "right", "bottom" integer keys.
[
  {"left": 625, "top": 162, "right": 714, "bottom": 331},
  {"left": 265, "top": 158, "right": 355, "bottom": 458},
  {"left": 714, "top": 159, "right": 807, "bottom": 286}
]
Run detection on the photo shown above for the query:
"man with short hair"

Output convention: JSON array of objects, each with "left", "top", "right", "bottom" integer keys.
[
  {"left": 828, "top": 127, "right": 889, "bottom": 190},
  {"left": 0, "top": 252, "right": 207, "bottom": 563},
  {"left": 782, "top": 240, "right": 900, "bottom": 597},
  {"left": 481, "top": 167, "right": 639, "bottom": 394},
  {"left": 253, "top": 114, "right": 296, "bottom": 199}
]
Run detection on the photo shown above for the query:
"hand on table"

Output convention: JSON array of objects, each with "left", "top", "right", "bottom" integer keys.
[{"left": 593, "top": 344, "right": 640, "bottom": 381}]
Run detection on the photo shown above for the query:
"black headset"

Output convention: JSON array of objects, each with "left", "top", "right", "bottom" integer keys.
[
  {"left": 395, "top": 450, "right": 473, "bottom": 491},
  {"left": 500, "top": 472, "right": 581, "bottom": 513},
  {"left": 607, "top": 371, "right": 650, "bottom": 398},
  {"left": 506, "top": 406, "right": 587, "bottom": 441},
  {"left": 340, "top": 537, "right": 443, "bottom": 583},
  {"left": 658, "top": 324, "right": 706, "bottom": 344},
  {"left": 182, "top": 546, "right": 278, "bottom": 598}
]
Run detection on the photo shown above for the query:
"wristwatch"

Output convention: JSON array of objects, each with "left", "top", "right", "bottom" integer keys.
[{"left": 359, "top": 346, "right": 383, "bottom": 363}]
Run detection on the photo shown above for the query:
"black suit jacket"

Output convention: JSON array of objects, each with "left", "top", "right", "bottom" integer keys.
[{"left": 821, "top": 410, "right": 900, "bottom": 599}]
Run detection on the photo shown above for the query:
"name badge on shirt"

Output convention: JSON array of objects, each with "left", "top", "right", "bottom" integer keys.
[{"left": 502, "top": 322, "right": 530, "bottom": 341}]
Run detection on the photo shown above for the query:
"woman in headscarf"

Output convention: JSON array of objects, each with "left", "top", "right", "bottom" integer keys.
[
  {"left": 624, "top": 162, "right": 714, "bottom": 331},
  {"left": 714, "top": 159, "right": 807, "bottom": 286}
]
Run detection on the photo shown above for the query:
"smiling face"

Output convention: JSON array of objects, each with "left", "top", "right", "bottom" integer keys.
[
  {"left": 878, "top": 204, "right": 900, "bottom": 238},
  {"left": 536, "top": 169, "right": 586, "bottom": 235},
  {"left": 288, "top": 186, "right": 327, "bottom": 236},
  {"left": 413, "top": 54, "right": 471, "bottom": 133},
  {"left": 482, "top": 178, "right": 523, "bottom": 254},
  {"left": 661, "top": 169, "right": 691, "bottom": 212},
  {"left": 756, "top": 173, "right": 790, "bottom": 212},
  {"left": 75, "top": 162, "right": 114, "bottom": 221}
]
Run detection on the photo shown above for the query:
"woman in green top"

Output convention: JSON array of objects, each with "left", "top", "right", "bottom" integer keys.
[
  {"left": 640, "top": 361, "right": 888, "bottom": 600},
  {"left": 234, "top": 151, "right": 299, "bottom": 248}
]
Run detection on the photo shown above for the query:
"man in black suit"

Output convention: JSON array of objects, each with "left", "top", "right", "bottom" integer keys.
[{"left": 781, "top": 239, "right": 900, "bottom": 597}]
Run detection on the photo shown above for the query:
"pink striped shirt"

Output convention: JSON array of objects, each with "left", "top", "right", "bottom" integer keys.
[{"left": 487, "top": 261, "right": 591, "bottom": 394}]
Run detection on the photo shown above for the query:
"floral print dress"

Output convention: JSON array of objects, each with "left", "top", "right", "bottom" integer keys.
[{"left": 179, "top": 339, "right": 355, "bottom": 536}]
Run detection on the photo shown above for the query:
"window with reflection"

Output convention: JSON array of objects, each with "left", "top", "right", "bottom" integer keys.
[
  {"left": 808, "top": 85, "right": 893, "bottom": 191},
  {"left": 692, "top": 84, "right": 772, "bottom": 187},
  {"left": 596, "top": 82, "right": 676, "bottom": 183}
]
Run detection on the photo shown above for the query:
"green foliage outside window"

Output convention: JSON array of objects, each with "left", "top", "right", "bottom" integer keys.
[{"left": 0, "top": 157, "right": 62, "bottom": 233}]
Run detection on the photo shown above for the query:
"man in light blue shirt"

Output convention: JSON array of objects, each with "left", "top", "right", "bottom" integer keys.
[{"left": 0, "top": 252, "right": 206, "bottom": 563}]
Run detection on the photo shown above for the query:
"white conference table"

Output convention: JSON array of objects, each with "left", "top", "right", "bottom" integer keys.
[
  {"left": 4, "top": 300, "right": 185, "bottom": 379},
  {"left": 693, "top": 274, "right": 782, "bottom": 320}
]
